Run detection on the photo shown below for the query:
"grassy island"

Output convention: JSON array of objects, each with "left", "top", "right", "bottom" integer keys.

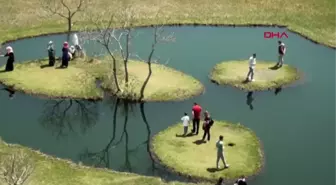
[
  {"left": 0, "top": 58, "right": 204, "bottom": 101},
  {"left": 150, "top": 121, "right": 264, "bottom": 182},
  {"left": 0, "top": 138, "right": 212, "bottom": 185},
  {"left": 209, "top": 60, "right": 301, "bottom": 91}
]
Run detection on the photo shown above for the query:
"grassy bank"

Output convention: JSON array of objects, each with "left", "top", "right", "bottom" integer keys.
[
  {"left": 0, "top": 138, "right": 212, "bottom": 185},
  {"left": 0, "top": 58, "right": 107, "bottom": 100},
  {"left": 151, "top": 121, "right": 264, "bottom": 182},
  {"left": 209, "top": 60, "right": 300, "bottom": 91},
  {"left": 0, "top": 58, "right": 204, "bottom": 101},
  {"left": 0, "top": 0, "right": 334, "bottom": 47}
]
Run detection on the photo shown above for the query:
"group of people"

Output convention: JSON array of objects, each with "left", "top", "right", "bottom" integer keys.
[
  {"left": 48, "top": 34, "right": 85, "bottom": 68},
  {"left": 246, "top": 40, "right": 286, "bottom": 82},
  {"left": 0, "top": 34, "right": 85, "bottom": 71},
  {"left": 180, "top": 102, "right": 248, "bottom": 184}
]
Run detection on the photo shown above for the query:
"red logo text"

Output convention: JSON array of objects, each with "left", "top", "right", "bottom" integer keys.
[{"left": 264, "top": 32, "right": 288, "bottom": 39}]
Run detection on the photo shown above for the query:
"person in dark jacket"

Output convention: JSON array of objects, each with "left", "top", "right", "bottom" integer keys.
[
  {"left": 0, "top": 46, "right": 15, "bottom": 71},
  {"left": 202, "top": 111, "right": 213, "bottom": 142},
  {"left": 216, "top": 177, "right": 225, "bottom": 185},
  {"left": 47, "top": 41, "right": 55, "bottom": 66},
  {"left": 276, "top": 40, "right": 286, "bottom": 68},
  {"left": 61, "top": 42, "right": 70, "bottom": 68}
]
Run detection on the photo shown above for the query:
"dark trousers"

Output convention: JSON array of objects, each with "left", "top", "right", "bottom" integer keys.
[
  {"left": 61, "top": 58, "right": 69, "bottom": 68},
  {"left": 49, "top": 56, "right": 55, "bottom": 66},
  {"left": 246, "top": 67, "right": 254, "bottom": 80},
  {"left": 5, "top": 61, "right": 14, "bottom": 71},
  {"left": 202, "top": 127, "right": 211, "bottom": 141},
  {"left": 192, "top": 118, "right": 200, "bottom": 134}
]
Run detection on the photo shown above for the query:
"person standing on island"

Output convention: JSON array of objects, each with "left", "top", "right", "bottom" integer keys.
[
  {"left": 234, "top": 175, "right": 247, "bottom": 185},
  {"left": 216, "top": 135, "right": 230, "bottom": 169},
  {"left": 191, "top": 103, "right": 202, "bottom": 135},
  {"left": 60, "top": 42, "right": 71, "bottom": 68},
  {"left": 0, "top": 46, "right": 15, "bottom": 71},
  {"left": 47, "top": 41, "right": 55, "bottom": 66},
  {"left": 181, "top": 112, "right": 190, "bottom": 136},
  {"left": 276, "top": 40, "right": 286, "bottom": 68},
  {"left": 246, "top": 53, "right": 256, "bottom": 82},
  {"left": 202, "top": 111, "right": 214, "bottom": 142}
]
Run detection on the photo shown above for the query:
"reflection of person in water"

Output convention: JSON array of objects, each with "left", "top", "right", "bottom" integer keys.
[
  {"left": 275, "top": 87, "right": 282, "bottom": 95},
  {"left": 246, "top": 91, "right": 254, "bottom": 110},
  {"left": 1, "top": 87, "right": 15, "bottom": 99},
  {"left": 47, "top": 41, "right": 55, "bottom": 66},
  {"left": 0, "top": 46, "right": 15, "bottom": 71}
]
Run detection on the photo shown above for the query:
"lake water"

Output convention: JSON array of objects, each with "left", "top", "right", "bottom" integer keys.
[{"left": 0, "top": 26, "right": 334, "bottom": 185}]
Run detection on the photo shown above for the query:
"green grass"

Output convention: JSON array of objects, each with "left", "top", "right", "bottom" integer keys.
[
  {"left": 0, "top": 58, "right": 107, "bottom": 100},
  {"left": 0, "top": 138, "right": 212, "bottom": 185},
  {"left": 209, "top": 60, "right": 300, "bottom": 91},
  {"left": 151, "top": 121, "right": 264, "bottom": 182},
  {"left": 102, "top": 61, "right": 204, "bottom": 102},
  {"left": 0, "top": 0, "right": 334, "bottom": 47},
  {"left": 0, "top": 58, "right": 204, "bottom": 101}
]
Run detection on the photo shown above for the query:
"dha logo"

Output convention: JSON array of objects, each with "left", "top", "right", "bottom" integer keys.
[{"left": 264, "top": 32, "right": 288, "bottom": 39}]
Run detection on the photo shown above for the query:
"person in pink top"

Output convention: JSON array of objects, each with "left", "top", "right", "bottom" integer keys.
[{"left": 191, "top": 102, "right": 202, "bottom": 135}]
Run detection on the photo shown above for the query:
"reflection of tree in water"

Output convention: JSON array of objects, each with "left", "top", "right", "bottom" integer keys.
[
  {"left": 80, "top": 98, "right": 136, "bottom": 171},
  {"left": 79, "top": 98, "right": 160, "bottom": 175},
  {"left": 40, "top": 99, "right": 99, "bottom": 137}
]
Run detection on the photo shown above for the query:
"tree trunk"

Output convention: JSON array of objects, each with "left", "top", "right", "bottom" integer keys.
[
  {"left": 124, "top": 30, "right": 130, "bottom": 87},
  {"left": 139, "top": 61, "right": 152, "bottom": 101},
  {"left": 111, "top": 56, "right": 121, "bottom": 92}
]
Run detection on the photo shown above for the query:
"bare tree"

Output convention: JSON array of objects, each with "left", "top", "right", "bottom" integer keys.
[
  {"left": 40, "top": 0, "right": 86, "bottom": 34},
  {"left": 0, "top": 150, "right": 34, "bottom": 185},
  {"left": 138, "top": 25, "right": 175, "bottom": 101},
  {"left": 82, "top": 6, "right": 136, "bottom": 94}
]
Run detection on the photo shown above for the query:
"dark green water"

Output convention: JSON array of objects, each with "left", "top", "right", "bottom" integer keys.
[{"left": 0, "top": 26, "right": 334, "bottom": 185}]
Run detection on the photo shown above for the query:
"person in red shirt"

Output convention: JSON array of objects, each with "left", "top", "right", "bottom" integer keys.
[{"left": 191, "top": 102, "right": 202, "bottom": 135}]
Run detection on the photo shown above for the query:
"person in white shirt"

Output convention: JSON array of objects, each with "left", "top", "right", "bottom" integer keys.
[
  {"left": 181, "top": 112, "right": 190, "bottom": 136},
  {"left": 216, "top": 135, "right": 229, "bottom": 169},
  {"left": 234, "top": 175, "right": 247, "bottom": 185},
  {"left": 246, "top": 53, "right": 256, "bottom": 82}
]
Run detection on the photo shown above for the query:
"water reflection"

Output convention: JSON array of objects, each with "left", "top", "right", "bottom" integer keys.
[
  {"left": 39, "top": 99, "right": 99, "bottom": 137},
  {"left": 275, "top": 87, "right": 282, "bottom": 95},
  {"left": 246, "top": 91, "right": 254, "bottom": 110},
  {"left": 80, "top": 98, "right": 137, "bottom": 171},
  {"left": 1, "top": 86, "right": 15, "bottom": 99}
]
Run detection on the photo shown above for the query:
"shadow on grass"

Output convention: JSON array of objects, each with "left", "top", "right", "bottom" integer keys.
[
  {"left": 269, "top": 65, "right": 282, "bottom": 70},
  {"left": 40, "top": 64, "right": 54, "bottom": 69},
  {"left": 206, "top": 167, "right": 225, "bottom": 173},
  {"left": 0, "top": 70, "right": 11, "bottom": 73},
  {"left": 176, "top": 133, "right": 194, "bottom": 137},
  {"left": 193, "top": 139, "right": 206, "bottom": 145}
]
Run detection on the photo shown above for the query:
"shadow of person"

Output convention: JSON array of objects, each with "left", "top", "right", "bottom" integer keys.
[
  {"left": 246, "top": 91, "right": 254, "bottom": 110},
  {"left": 193, "top": 139, "right": 206, "bottom": 145},
  {"left": 269, "top": 65, "right": 281, "bottom": 70},
  {"left": 206, "top": 167, "right": 225, "bottom": 173},
  {"left": 0, "top": 69, "right": 9, "bottom": 73},
  {"left": 39, "top": 99, "right": 99, "bottom": 137},
  {"left": 40, "top": 64, "right": 54, "bottom": 69},
  {"left": 176, "top": 132, "right": 194, "bottom": 137},
  {"left": 275, "top": 87, "right": 282, "bottom": 95}
]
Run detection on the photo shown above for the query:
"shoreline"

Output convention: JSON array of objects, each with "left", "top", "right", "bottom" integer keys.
[{"left": 1, "top": 23, "right": 335, "bottom": 49}]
